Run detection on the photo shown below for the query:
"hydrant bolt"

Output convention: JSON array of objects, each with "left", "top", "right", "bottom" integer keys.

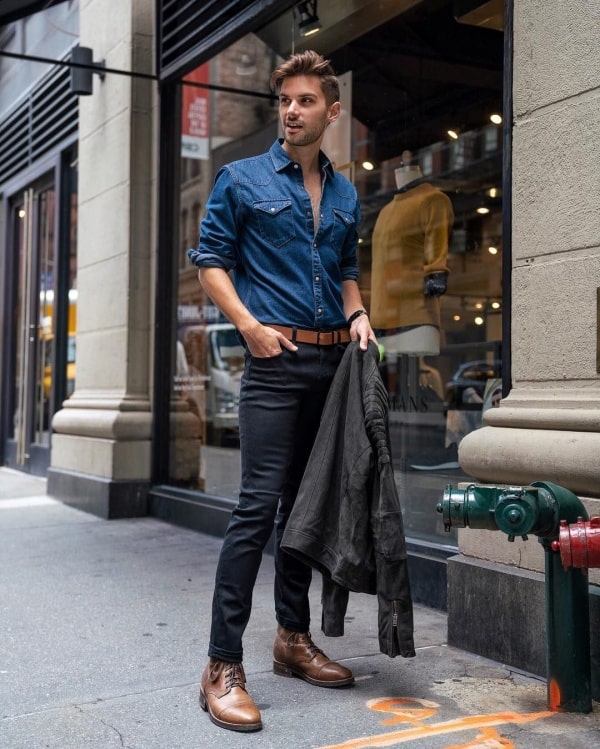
[{"left": 507, "top": 509, "right": 522, "bottom": 524}]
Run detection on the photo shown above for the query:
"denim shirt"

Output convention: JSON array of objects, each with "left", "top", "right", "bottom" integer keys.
[{"left": 187, "top": 139, "right": 360, "bottom": 330}]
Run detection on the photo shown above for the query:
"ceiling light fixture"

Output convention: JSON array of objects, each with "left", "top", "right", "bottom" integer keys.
[
  {"left": 447, "top": 129, "right": 459, "bottom": 140},
  {"left": 488, "top": 246, "right": 499, "bottom": 255},
  {"left": 297, "top": 1, "right": 322, "bottom": 37},
  {"left": 362, "top": 160, "right": 374, "bottom": 171},
  {"left": 490, "top": 113, "right": 502, "bottom": 125},
  {"left": 476, "top": 206, "right": 490, "bottom": 215}
]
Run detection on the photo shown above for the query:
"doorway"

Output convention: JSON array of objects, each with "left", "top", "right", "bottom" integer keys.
[{"left": 3, "top": 157, "right": 77, "bottom": 475}]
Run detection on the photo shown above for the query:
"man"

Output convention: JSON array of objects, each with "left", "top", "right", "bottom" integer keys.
[{"left": 188, "top": 50, "right": 375, "bottom": 733}]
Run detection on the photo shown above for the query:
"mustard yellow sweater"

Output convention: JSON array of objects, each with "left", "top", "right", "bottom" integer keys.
[{"left": 370, "top": 183, "right": 453, "bottom": 330}]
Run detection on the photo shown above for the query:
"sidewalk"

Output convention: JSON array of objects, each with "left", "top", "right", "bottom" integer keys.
[{"left": 1, "top": 467, "right": 598, "bottom": 749}]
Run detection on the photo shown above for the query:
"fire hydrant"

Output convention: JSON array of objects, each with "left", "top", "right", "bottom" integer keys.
[
  {"left": 552, "top": 516, "right": 600, "bottom": 570},
  {"left": 437, "top": 480, "right": 592, "bottom": 713}
]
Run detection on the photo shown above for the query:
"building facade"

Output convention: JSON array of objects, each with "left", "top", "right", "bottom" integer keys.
[{"left": 0, "top": 0, "right": 598, "bottom": 697}]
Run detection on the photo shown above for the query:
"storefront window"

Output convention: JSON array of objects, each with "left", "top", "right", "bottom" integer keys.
[{"left": 171, "top": 0, "right": 504, "bottom": 544}]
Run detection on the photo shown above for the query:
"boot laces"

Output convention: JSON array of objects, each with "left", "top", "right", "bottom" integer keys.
[
  {"left": 295, "top": 631, "right": 325, "bottom": 660},
  {"left": 224, "top": 662, "right": 246, "bottom": 690}
]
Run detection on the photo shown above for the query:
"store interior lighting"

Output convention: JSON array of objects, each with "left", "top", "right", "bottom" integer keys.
[{"left": 297, "top": 1, "right": 322, "bottom": 37}]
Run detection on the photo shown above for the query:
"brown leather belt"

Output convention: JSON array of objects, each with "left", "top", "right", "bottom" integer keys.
[{"left": 268, "top": 324, "right": 351, "bottom": 346}]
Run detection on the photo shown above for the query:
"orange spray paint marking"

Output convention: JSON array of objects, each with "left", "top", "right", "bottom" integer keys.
[
  {"left": 369, "top": 697, "right": 439, "bottom": 726},
  {"left": 317, "top": 696, "right": 554, "bottom": 749},
  {"left": 444, "top": 726, "right": 515, "bottom": 748},
  {"left": 548, "top": 678, "right": 562, "bottom": 711}
]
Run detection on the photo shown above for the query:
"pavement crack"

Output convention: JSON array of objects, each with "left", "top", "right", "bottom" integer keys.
[{"left": 74, "top": 704, "right": 127, "bottom": 748}]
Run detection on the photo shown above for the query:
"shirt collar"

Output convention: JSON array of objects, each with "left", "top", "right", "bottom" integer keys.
[{"left": 270, "top": 139, "right": 335, "bottom": 178}]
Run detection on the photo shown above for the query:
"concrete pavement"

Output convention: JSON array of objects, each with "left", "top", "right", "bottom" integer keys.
[{"left": 1, "top": 466, "right": 598, "bottom": 749}]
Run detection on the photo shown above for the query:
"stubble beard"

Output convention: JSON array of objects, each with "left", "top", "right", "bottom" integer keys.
[{"left": 282, "top": 115, "right": 328, "bottom": 149}]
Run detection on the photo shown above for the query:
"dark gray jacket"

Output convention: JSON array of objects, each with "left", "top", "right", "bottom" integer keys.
[{"left": 281, "top": 342, "right": 415, "bottom": 658}]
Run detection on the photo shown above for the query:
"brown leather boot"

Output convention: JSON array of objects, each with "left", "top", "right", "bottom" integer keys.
[
  {"left": 199, "top": 658, "right": 262, "bottom": 732},
  {"left": 273, "top": 626, "right": 354, "bottom": 687}
]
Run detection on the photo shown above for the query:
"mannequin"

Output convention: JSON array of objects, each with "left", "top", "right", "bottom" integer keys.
[
  {"left": 394, "top": 162, "right": 425, "bottom": 191},
  {"left": 370, "top": 151, "right": 454, "bottom": 358}
]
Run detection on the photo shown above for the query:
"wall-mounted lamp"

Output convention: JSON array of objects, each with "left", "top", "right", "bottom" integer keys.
[
  {"left": 297, "top": 1, "right": 322, "bottom": 37},
  {"left": 70, "top": 45, "right": 105, "bottom": 95}
]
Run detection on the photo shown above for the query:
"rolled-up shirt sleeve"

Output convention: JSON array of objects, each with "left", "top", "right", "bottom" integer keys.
[{"left": 187, "top": 167, "right": 240, "bottom": 271}]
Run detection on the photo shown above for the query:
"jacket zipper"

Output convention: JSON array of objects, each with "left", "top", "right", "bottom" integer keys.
[{"left": 391, "top": 600, "right": 399, "bottom": 656}]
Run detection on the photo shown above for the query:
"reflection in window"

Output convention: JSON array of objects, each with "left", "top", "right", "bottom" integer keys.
[{"left": 169, "top": 3, "right": 504, "bottom": 544}]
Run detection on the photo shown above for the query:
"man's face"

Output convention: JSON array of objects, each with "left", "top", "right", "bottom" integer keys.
[{"left": 278, "top": 75, "right": 340, "bottom": 150}]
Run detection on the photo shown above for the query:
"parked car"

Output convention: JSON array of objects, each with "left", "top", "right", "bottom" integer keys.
[{"left": 444, "top": 359, "right": 501, "bottom": 409}]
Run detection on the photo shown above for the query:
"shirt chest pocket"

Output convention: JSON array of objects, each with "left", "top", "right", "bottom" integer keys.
[
  {"left": 330, "top": 207, "right": 356, "bottom": 251},
  {"left": 254, "top": 200, "right": 295, "bottom": 248}
]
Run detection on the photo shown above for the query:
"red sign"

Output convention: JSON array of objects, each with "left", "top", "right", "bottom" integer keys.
[{"left": 182, "top": 63, "right": 210, "bottom": 159}]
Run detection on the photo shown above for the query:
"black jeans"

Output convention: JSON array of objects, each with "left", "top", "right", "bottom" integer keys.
[{"left": 208, "top": 343, "right": 346, "bottom": 662}]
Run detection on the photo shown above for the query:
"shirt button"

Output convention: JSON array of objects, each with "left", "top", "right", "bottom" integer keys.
[
  {"left": 315, "top": 275, "right": 320, "bottom": 281},
  {"left": 317, "top": 308, "right": 323, "bottom": 314},
  {"left": 294, "top": 164, "right": 299, "bottom": 169}
]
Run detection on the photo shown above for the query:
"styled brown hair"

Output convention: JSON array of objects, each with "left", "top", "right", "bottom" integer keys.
[{"left": 270, "top": 50, "right": 340, "bottom": 105}]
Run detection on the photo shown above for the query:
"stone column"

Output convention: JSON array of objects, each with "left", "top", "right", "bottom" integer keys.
[
  {"left": 447, "top": 1, "right": 600, "bottom": 690},
  {"left": 48, "top": 0, "right": 156, "bottom": 518}
]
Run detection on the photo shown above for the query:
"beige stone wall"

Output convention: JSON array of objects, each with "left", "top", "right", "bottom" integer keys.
[
  {"left": 459, "top": 1, "right": 600, "bottom": 504},
  {"left": 51, "top": 0, "right": 156, "bottom": 482}
]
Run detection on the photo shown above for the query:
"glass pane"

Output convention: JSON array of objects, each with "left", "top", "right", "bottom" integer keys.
[
  {"left": 66, "top": 160, "right": 78, "bottom": 403},
  {"left": 34, "top": 188, "right": 55, "bottom": 445},
  {"left": 169, "top": 4, "right": 504, "bottom": 546},
  {"left": 172, "top": 37, "right": 280, "bottom": 494},
  {"left": 10, "top": 200, "right": 26, "bottom": 442}
]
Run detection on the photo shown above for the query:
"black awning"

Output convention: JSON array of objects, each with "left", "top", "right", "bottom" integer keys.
[{"left": 0, "top": 0, "right": 68, "bottom": 25}]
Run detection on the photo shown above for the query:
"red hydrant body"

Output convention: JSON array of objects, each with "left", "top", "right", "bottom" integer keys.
[{"left": 552, "top": 516, "right": 600, "bottom": 569}]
